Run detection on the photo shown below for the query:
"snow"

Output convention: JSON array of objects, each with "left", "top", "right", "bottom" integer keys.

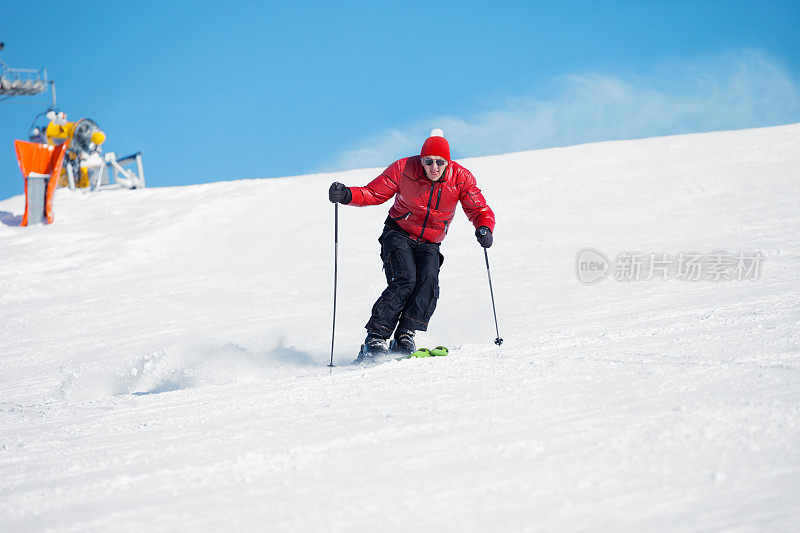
[{"left": 1, "top": 123, "right": 799, "bottom": 531}]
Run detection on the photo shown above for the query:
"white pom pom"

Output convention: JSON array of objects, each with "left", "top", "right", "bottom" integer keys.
[{"left": 429, "top": 128, "right": 444, "bottom": 137}]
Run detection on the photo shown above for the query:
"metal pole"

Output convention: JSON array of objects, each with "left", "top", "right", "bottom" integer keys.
[
  {"left": 328, "top": 203, "right": 339, "bottom": 368},
  {"left": 484, "top": 248, "right": 503, "bottom": 346}
]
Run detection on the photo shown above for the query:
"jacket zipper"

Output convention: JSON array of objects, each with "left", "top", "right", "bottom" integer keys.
[
  {"left": 417, "top": 182, "right": 437, "bottom": 242},
  {"left": 434, "top": 187, "right": 442, "bottom": 210}
]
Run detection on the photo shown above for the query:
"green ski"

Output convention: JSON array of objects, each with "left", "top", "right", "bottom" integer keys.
[
  {"left": 402, "top": 346, "right": 449, "bottom": 359},
  {"left": 352, "top": 345, "right": 449, "bottom": 366}
]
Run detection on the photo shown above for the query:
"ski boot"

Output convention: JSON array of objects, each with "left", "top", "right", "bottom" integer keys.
[
  {"left": 355, "top": 333, "right": 390, "bottom": 365},
  {"left": 389, "top": 327, "right": 416, "bottom": 356}
]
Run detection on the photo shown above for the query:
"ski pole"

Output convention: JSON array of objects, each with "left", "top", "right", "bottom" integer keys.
[
  {"left": 483, "top": 248, "right": 503, "bottom": 346},
  {"left": 329, "top": 203, "right": 338, "bottom": 368}
]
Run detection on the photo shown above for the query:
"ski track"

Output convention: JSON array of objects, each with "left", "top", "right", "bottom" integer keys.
[{"left": 1, "top": 124, "right": 799, "bottom": 531}]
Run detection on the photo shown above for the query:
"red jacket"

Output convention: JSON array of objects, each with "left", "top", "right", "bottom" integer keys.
[{"left": 348, "top": 156, "right": 495, "bottom": 244}]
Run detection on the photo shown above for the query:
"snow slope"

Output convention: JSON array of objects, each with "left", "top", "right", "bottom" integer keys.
[{"left": 1, "top": 124, "right": 799, "bottom": 531}]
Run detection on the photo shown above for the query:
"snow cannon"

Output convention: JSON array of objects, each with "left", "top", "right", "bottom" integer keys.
[
  {"left": 44, "top": 113, "right": 106, "bottom": 151},
  {"left": 13, "top": 140, "right": 68, "bottom": 225},
  {"left": 28, "top": 110, "right": 144, "bottom": 192},
  {"left": 40, "top": 114, "right": 108, "bottom": 189}
]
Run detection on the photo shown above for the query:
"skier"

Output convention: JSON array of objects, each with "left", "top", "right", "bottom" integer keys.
[{"left": 328, "top": 129, "right": 496, "bottom": 362}]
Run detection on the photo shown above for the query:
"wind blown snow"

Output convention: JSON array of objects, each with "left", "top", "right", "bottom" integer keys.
[{"left": 1, "top": 124, "right": 799, "bottom": 531}]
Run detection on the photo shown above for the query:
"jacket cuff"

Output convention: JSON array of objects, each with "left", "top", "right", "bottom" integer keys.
[{"left": 477, "top": 220, "right": 495, "bottom": 233}]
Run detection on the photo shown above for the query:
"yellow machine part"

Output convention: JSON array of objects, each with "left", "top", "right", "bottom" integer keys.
[
  {"left": 57, "top": 167, "right": 69, "bottom": 188},
  {"left": 45, "top": 121, "right": 107, "bottom": 147},
  {"left": 77, "top": 167, "right": 90, "bottom": 188},
  {"left": 56, "top": 166, "right": 92, "bottom": 189},
  {"left": 54, "top": 161, "right": 102, "bottom": 189},
  {"left": 46, "top": 122, "right": 74, "bottom": 144},
  {"left": 45, "top": 117, "right": 107, "bottom": 189}
]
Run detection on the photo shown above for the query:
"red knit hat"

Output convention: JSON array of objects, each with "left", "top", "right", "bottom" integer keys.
[{"left": 420, "top": 129, "right": 451, "bottom": 162}]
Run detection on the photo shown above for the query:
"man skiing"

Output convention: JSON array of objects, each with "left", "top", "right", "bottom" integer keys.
[{"left": 328, "top": 129, "right": 495, "bottom": 362}]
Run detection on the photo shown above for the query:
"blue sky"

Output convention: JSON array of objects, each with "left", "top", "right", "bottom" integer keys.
[{"left": 1, "top": 0, "right": 798, "bottom": 200}]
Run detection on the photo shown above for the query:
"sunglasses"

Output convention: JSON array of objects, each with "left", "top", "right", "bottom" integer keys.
[{"left": 423, "top": 158, "right": 447, "bottom": 167}]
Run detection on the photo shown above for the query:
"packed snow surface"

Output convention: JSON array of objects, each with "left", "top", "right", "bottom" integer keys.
[{"left": 1, "top": 124, "right": 799, "bottom": 531}]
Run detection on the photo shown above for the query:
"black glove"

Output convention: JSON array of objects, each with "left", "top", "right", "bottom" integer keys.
[
  {"left": 329, "top": 182, "right": 352, "bottom": 204},
  {"left": 475, "top": 226, "right": 493, "bottom": 248}
]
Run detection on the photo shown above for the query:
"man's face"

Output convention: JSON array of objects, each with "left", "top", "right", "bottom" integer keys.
[{"left": 422, "top": 156, "right": 448, "bottom": 181}]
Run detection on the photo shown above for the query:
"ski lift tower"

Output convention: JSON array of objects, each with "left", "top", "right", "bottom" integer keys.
[{"left": 0, "top": 42, "right": 54, "bottom": 104}]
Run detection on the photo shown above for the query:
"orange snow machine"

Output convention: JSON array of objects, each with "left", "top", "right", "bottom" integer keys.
[{"left": 14, "top": 140, "right": 68, "bottom": 225}]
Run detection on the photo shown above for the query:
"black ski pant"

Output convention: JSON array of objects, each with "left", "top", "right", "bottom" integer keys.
[{"left": 365, "top": 225, "right": 443, "bottom": 338}]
